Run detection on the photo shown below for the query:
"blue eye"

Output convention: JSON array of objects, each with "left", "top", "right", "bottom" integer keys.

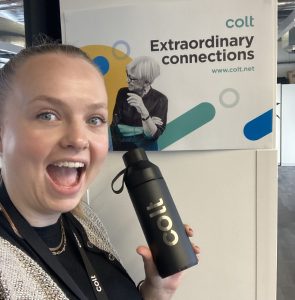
[
  {"left": 37, "top": 112, "right": 58, "bottom": 121},
  {"left": 88, "top": 116, "right": 105, "bottom": 126}
]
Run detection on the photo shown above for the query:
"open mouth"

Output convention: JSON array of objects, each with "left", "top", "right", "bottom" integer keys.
[{"left": 46, "top": 161, "right": 86, "bottom": 187}]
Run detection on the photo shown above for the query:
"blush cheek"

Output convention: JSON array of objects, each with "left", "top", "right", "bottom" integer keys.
[
  {"left": 96, "top": 137, "right": 109, "bottom": 162},
  {"left": 90, "top": 136, "right": 109, "bottom": 177},
  {"left": 1, "top": 130, "right": 48, "bottom": 189},
  {"left": 5, "top": 129, "right": 51, "bottom": 172},
  {"left": 20, "top": 132, "right": 52, "bottom": 162}
]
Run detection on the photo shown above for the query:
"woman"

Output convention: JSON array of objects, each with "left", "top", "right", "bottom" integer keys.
[
  {"left": 0, "top": 44, "right": 199, "bottom": 299},
  {"left": 111, "top": 56, "right": 168, "bottom": 151}
]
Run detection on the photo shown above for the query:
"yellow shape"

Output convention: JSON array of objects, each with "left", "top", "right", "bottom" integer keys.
[{"left": 81, "top": 45, "right": 132, "bottom": 123}]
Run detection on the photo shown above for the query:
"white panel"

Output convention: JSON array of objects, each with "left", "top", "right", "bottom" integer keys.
[
  {"left": 276, "top": 84, "right": 281, "bottom": 165},
  {"left": 281, "top": 84, "right": 295, "bottom": 165},
  {"left": 89, "top": 150, "right": 259, "bottom": 300},
  {"left": 256, "top": 150, "right": 278, "bottom": 300}
]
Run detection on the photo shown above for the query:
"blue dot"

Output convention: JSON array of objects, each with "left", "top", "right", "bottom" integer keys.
[{"left": 93, "top": 56, "right": 109, "bottom": 75}]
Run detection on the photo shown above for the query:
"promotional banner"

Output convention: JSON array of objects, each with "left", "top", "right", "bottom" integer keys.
[{"left": 63, "top": 0, "right": 276, "bottom": 151}]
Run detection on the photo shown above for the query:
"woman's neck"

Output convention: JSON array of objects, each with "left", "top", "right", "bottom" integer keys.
[
  {"left": 25, "top": 212, "right": 61, "bottom": 227},
  {"left": 2, "top": 180, "right": 61, "bottom": 227}
]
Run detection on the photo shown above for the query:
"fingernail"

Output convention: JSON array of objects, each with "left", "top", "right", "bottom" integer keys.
[{"left": 194, "top": 245, "right": 200, "bottom": 252}]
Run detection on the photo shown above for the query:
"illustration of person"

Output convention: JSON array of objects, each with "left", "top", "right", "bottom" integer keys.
[{"left": 111, "top": 56, "right": 168, "bottom": 151}]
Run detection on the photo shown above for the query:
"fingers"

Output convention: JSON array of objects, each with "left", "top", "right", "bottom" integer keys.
[
  {"left": 126, "top": 94, "right": 151, "bottom": 119},
  {"left": 136, "top": 245, "right": 152, "bottom": 260},
  {"left": 192, "top": 243, "right": 201, "bottom": 254},
  {"left": 183, "top": 224, "right": 201, "bottom": 255},
  {"left": 136, "top": 246, "right": 159, "bottom": 278},
  {"left": 127, "top": 93, "right": 142, "bottom": 103},
  {"left": 151, "top": 116, "right": 163, "bottom": 125},
  {"left": 151, "top": 116, "right": 162, "bottom": 121},
  {"left": 184, "top": 224, "right": 194, "bottom": 237},
  {"left": 127, "top": 98, "right": 140, "bottom": 106},
  {"left": 127, "top": 97, "right": 143, "bottom": 110}
]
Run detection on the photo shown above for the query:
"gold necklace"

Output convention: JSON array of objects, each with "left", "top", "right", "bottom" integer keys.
[
  {"left": 49, "top": 218, "right": 67, "bottom": 256},
  {"left": 0, "top": 203, "right": 66, "bottom": 255},
  {"left": 0, "top": 202, "right": 21, "bottom": 237}
]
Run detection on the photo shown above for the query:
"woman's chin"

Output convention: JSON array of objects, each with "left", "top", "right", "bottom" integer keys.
[{"left": 56, "top": 199, "right": 81, "bottom": 213}]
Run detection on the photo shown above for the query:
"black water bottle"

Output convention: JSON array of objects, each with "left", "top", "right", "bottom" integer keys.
[{"left": 122, "top": 148, "right": 198, "bottom": 278}]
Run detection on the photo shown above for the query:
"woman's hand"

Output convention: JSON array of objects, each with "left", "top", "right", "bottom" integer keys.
[
  {"left": 136, "top": 225, "right": 200, "bottom": 300},
  {"left": 127, "top": 93, "right": 149, "bottom": 118},
  {"left": 151, "top": 116, "right": 163, "bottom": 126}
]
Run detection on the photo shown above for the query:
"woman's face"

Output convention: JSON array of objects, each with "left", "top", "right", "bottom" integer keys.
[
  {"left": 126, "top": 71, "right": 147, "bottom": 95},
  {"left": 0, "top": 53, "right": 108, "bottom": 226}
]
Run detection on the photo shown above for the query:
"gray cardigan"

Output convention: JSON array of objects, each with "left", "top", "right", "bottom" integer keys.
[{"left": 0, "top": 202, "right": 120, "bottom": 300}]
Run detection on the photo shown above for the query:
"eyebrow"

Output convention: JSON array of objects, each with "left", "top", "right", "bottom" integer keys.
[{"left": 29, "top": 95, "right": 107, "bottom": 110}]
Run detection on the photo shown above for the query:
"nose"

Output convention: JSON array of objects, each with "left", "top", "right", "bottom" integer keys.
[{"left": 60, "top": 123, "right": 89, "bottom": 151}]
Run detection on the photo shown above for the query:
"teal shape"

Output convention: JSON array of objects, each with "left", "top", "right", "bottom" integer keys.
[
  {"left": 243, "top": 109, "right": 273, "bottom": 141},
  {"left": 158, "top": 102, "right": 216, "bottom": 150}
]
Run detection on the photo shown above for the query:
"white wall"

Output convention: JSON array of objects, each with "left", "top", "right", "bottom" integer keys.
[
  {"left": 59, "top": 1, "right": 278, "bottom": 299},
  {"left": 281, "top": 84, "right": 295, "bottom": 166},
  {"left": 88, "top": 150, "right": 277, "bottom": 300},
  {"left": 276, "top": 84, "right": 281, "bottom": 164}
]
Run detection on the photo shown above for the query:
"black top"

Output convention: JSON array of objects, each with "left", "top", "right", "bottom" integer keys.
[
  {"left": 0, "top": 184, "right": 142, "bottom": 300},
  {"left": 112, "top": 87, "right": 168, "bottom": 140}
]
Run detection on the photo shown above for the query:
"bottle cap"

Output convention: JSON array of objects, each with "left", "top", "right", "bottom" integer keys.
[
  {"left": 122, "top": 148, "right": 162, "bottom": 188},
  {"left": 123, "top": 148, "right": 148, "bottom": 167}
]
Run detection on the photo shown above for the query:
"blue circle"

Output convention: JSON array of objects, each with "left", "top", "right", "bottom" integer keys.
[
  {"left": 93, "top": 56, "right": 109, "bottom": 75},
  {"left": 112, "top": 40, "right": 131, "bottom": 60}
]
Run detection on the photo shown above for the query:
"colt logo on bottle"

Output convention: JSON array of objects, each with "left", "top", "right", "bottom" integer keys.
[{"left": 147, "top": 198, "right": 179, "bottom": 246}]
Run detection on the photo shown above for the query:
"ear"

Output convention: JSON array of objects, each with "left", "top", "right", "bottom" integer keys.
[{"left": 143, "top": 82, "right": 151, "bottom": 91}]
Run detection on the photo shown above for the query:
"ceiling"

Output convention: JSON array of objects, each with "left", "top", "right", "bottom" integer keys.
[
  {"left": 0, "top": 0, "right": 24, "bottom": 67},
  {"left": 279, "top": 0, "right": 295, "bottom": 21},
  {"left": 1, "top": 0, "right": 295, "bottom": 67},
  {"left": 0, "top": 0, "right": 24, "bottom": 40},
  {"left": 278, "top": 0, "right": 295, "bottom": 40}
]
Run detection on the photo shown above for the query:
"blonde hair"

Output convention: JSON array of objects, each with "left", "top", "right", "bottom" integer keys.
[
  {"left": 126, "top": 56, "right": 160, "bottom": 84},
  {"left": 0, "top": 43, "right": 97, "bottom": 119}
]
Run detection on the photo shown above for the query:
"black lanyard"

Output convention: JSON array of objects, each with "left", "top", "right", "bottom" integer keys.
[
  {"left": 66, "top": 213, "right": 109, "bottom": 300},
  {"left": 0, "top": 185, "right": 109, "bottom": 300}
]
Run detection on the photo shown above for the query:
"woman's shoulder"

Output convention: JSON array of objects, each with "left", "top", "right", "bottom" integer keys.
[
  {"left": 0, "top": 236, "right": 68, "bottom": 299},
  {"left": 73, "top": 202, "right": 120, "bottom": 261},
  {"left": 149, "top": 88, "right": 168, "bottom": 103},
  {"left": 115, "top": 87, "right": 129, "bottom": 103},
  {"left": 117, "top": 87, "right": 129, "bottom": 95}
]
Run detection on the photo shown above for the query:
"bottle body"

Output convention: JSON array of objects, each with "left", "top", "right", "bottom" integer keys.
[{"left": 123, "top": 149, "right": 198, "bottom": 278}]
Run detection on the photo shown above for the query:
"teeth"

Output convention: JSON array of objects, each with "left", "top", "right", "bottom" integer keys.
[{"left": 53, "top": 162, "right": 85, "bottom": 168}]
